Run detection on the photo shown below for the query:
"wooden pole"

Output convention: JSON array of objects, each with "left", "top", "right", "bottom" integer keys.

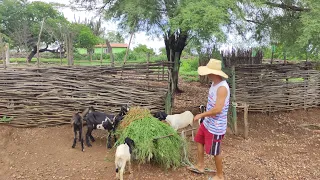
[
  {"left": 3, "top": 45, "right": 6, "bottom": 70},
  {"left": 100, "top": 44, "right": 103, "bottom": 66},
  {"left": 5, "top": 43, "right": 9, "bottom": 65},
  {"left": 271, "top": 45, "right": 274, "bottom": 64},
  {"left": 37, "top": 18, "right": 45, "bottom": 68},
  {"left": 162, "top": 60, "right": 165, "bottom": 81},
  {"left": 123, "top": 31, "right": 134, "bottom": 66},
  {"left": 106, "top": 39, "right": 114, "bottom": 67},
  {"left": 59, "top": 43, "right": 63, "bottom": 65},
  {"left": 231, "top": 65, "right": 238, "bottom": 135},
  {"left": 147, "top": 53, "right": 150, "bottom": 90},
  {"left": 244, "top": 103, "right": 249, "bottom": 139}
]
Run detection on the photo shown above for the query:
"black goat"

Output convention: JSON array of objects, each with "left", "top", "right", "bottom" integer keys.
[
  {"left": 83, "top": 104, "right": 130, "bottom": 148},
  {"left": 199, "top": 105, "right": 206, "bottom": 124},
  {"left": 71, "top": 112, "right": 84, "bottom": 152},
  {"left": 153, "top": 111, "right": 168, "bottom": 121}
]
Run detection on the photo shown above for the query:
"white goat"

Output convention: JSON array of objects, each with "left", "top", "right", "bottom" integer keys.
[
  {"left": 115, "top": 137, "right": 135, "bottom": 180},
  {"left": 165, "top": 111, "right": 195, "bottom": 141}
]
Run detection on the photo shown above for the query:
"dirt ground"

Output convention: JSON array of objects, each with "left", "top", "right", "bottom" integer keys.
[{"left": 0, "top": 79, "right": 319, "bottom": 180}]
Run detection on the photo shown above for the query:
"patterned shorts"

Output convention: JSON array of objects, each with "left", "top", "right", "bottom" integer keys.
[{"left": 194, "top": 123, "right": 225, "bottom": 156}]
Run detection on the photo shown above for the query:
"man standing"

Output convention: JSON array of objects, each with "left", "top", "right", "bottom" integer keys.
[{"left": 187, "top": 59, "right": 230, "bottom": 180}]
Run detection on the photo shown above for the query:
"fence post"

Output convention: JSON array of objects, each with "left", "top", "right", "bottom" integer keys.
[
  {"left": 162, "top": 60, "right": 165, "bottom": 81},
  {"left": 147, "top": 53, "right": 150, "bottom": 90},
  {"left": 5, "top": 43, "right": 9, "bottom": 66},
  {"left": 231, "top": 65, "right": 238, "bottom": 135},
  {"left": 244, "top": 103, "right": 249, "bottom": 139},
  {"left": 165, "top": 68, "right": 173, "bottom": 115},
  {"left": 3, "top": 45, "right": 6, "bottom": 70}
]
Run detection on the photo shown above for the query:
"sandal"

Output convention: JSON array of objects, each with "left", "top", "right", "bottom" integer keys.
[{"left": 187, "top": 166, "right": 205, "bottom": 174}]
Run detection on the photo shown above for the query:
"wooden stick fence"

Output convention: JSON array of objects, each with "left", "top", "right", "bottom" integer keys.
[
  {"left": 234, "top": 64, "right": 320, "bottom": 112},
  {"left": 0, "top": 62, "right": 173, "bottom": 127}
]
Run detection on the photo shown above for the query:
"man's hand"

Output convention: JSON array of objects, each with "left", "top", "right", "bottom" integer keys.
[{"left": 194, "top": 114, "right": 203, "bottom": 121}]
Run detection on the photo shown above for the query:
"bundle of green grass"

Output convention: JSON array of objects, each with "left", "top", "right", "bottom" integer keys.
[{"left": 115, "top": 106, "right": 187, "bottom": 169}]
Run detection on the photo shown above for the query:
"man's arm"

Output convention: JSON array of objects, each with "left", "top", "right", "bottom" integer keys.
[{"left": 194, "top": 86, "right": 228, "bottom": 121}]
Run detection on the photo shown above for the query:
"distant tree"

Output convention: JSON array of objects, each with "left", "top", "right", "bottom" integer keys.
[
  {"left": 0, "top": 0, "right": 69, "bottom": 62},
  {"left": 133, "top": 44, "right": 155, "bottom": 56},
  {"left": 105, "top": 31, "right": 125, "bottom": 43},
  {"left": 73, "top": 23, "right": 99, "bottom": 61}
]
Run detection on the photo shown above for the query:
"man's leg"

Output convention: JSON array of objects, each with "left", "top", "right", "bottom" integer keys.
[
  {"left": 213, "top": 154, "right": 223, "bottom": 179},
  {"left": 188, "top": 123, "right": 205, "bottom": 173},
  {"left": 195, "top": 142, "right": 205, "bottom": 172},
  {"left": 210, "top": 134, "right": 224, "bottom": 180}
]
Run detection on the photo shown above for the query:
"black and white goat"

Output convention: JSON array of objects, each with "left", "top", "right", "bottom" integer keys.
[
  {"left": 71, "top": 112, "right": 84, "bottom": 152},
  {"left": 83, "top": 104, "right": 130, "bottom": 148},
  {"left": 198, "top": 104, "right": 206, "bottom": 125},
  {"left": 115, "top": 137, "right": 135, "bottom": 180}
]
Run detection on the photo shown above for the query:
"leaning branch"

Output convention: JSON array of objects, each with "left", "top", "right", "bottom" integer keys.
[{"left": 265, "top": 2, "right": 311, "bottom": 12}]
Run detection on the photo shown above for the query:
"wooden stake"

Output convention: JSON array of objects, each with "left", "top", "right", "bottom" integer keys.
[
  {"left": 244, "top": 103, "right": 249, "bottom": 139},
  {"left": 37, "top": 18, "right": 45, "bottom": 68},
  {"left": 231, "top": 65, "right": 238, "bottom": 135},
  {"left": 123, "top": 30, "right": 134, "bottom": 66},
  {"left": 5, "top": 43, "right": 9, "bottom": 66},
  {"left": 147, "top": 53, "right": 150, "bottom": 90}
]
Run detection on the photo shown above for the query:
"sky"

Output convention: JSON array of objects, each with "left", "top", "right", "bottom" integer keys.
[{"left": 29, "top": 0, "right": 259, "bottom": 54}]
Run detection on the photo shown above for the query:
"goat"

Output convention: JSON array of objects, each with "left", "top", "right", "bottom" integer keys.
[
  {"left": 83, "top": 104, "right": 130, "bottom": 148},
  {"left": 198, "top": 105, "right": 206, "bottom": 125},
  {"left": 153, "top": 111, "right": 167, "bottom": 121},
  {"left": 165, "top": 110, "right": 195, "bottom": 141},
  {"left": 71, "top": 112, "right": 84, "bottom": 152},
  {"left": 115, "top": 137, "right": 135, "bottom": 180}
]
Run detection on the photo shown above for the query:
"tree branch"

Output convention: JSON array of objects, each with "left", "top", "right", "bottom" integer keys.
[{"left": 265, "top": 2, "right": 311, "bottom": 12}]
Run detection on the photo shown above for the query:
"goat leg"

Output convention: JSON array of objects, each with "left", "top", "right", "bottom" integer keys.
[
  {"left": 113, "top": 129, "right": 117, "bottom": 144},
  {"left": 72, "top": 131, "right": 77, "bottom": 148},
  {"left": 79, "top": 128, "right": 85, "bottom": 152},
  {"left": 89, "top": 134, "right": 95, "bottom": 142},
  {"left": 107, "top": 132, "right": 112, "bottom": 149},
  {"left": 86, "top": 126, "right": 93, "bottom": 147}
]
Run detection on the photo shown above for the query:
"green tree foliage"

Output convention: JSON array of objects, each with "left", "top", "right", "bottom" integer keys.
[
  {"left": 238, "top": 0, "right": 320, "bottom": 59},
  {"left": 133, "top": 44, "right": 155, "bottom": 56},
  {"left": 73, "top": 24, "right": 99, "bottom": 50},
  {"left": 0, "top": 0, "right": 69, "bottom": 61},
  {"left": 72, "top": 0, "right": 240, "bottom": 92},
  {"left": 105, "top": 31, "right": 125, "bottom": 43},
  {"left": 72, "top": 23, "right": 99, "bottom": 60}
]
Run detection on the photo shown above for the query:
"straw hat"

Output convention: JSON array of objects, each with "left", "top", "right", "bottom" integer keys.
[{"left": 198, "top": 59, "right": 228, "bottom": 78}]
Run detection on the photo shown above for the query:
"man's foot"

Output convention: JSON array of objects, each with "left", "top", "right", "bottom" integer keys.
[
  {"left": 210, "top": 175, "right": 224, "bottom": 180},
  {"left": 187, "top": 165, "right": 204, "bottom": 174}
]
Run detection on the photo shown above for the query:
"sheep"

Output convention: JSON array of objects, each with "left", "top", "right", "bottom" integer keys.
[
  {"left": 165, "top": 110, "right": 195, "bottom": 141},
  {"left": 71, "top": 112, "right": 84, "bottom": 152},
  {"left": 115, "top": 137, "right": 135, "bottom": 180},
  {"left": 152, "top": 111, "right": 167, "bottom": 121},
  {"left": 83, "top": 104, "right": 130, "bottom": 148},
  {"left": 198, "top": 104, "right": 206, "bottom": 125}
]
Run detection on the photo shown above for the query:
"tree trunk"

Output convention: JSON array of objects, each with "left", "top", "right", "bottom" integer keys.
[
  {"left": 106, "top": 39, "right": 114, "bottom": 67},
  {"left": 164, "top": 30, "right": 188, "bottom": 94},
  {"left": 5, "top": 43, "right": 10, "bottom": 65},
  {"left": 27, "top": 45, "right": 55, "bottom": 63}
]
